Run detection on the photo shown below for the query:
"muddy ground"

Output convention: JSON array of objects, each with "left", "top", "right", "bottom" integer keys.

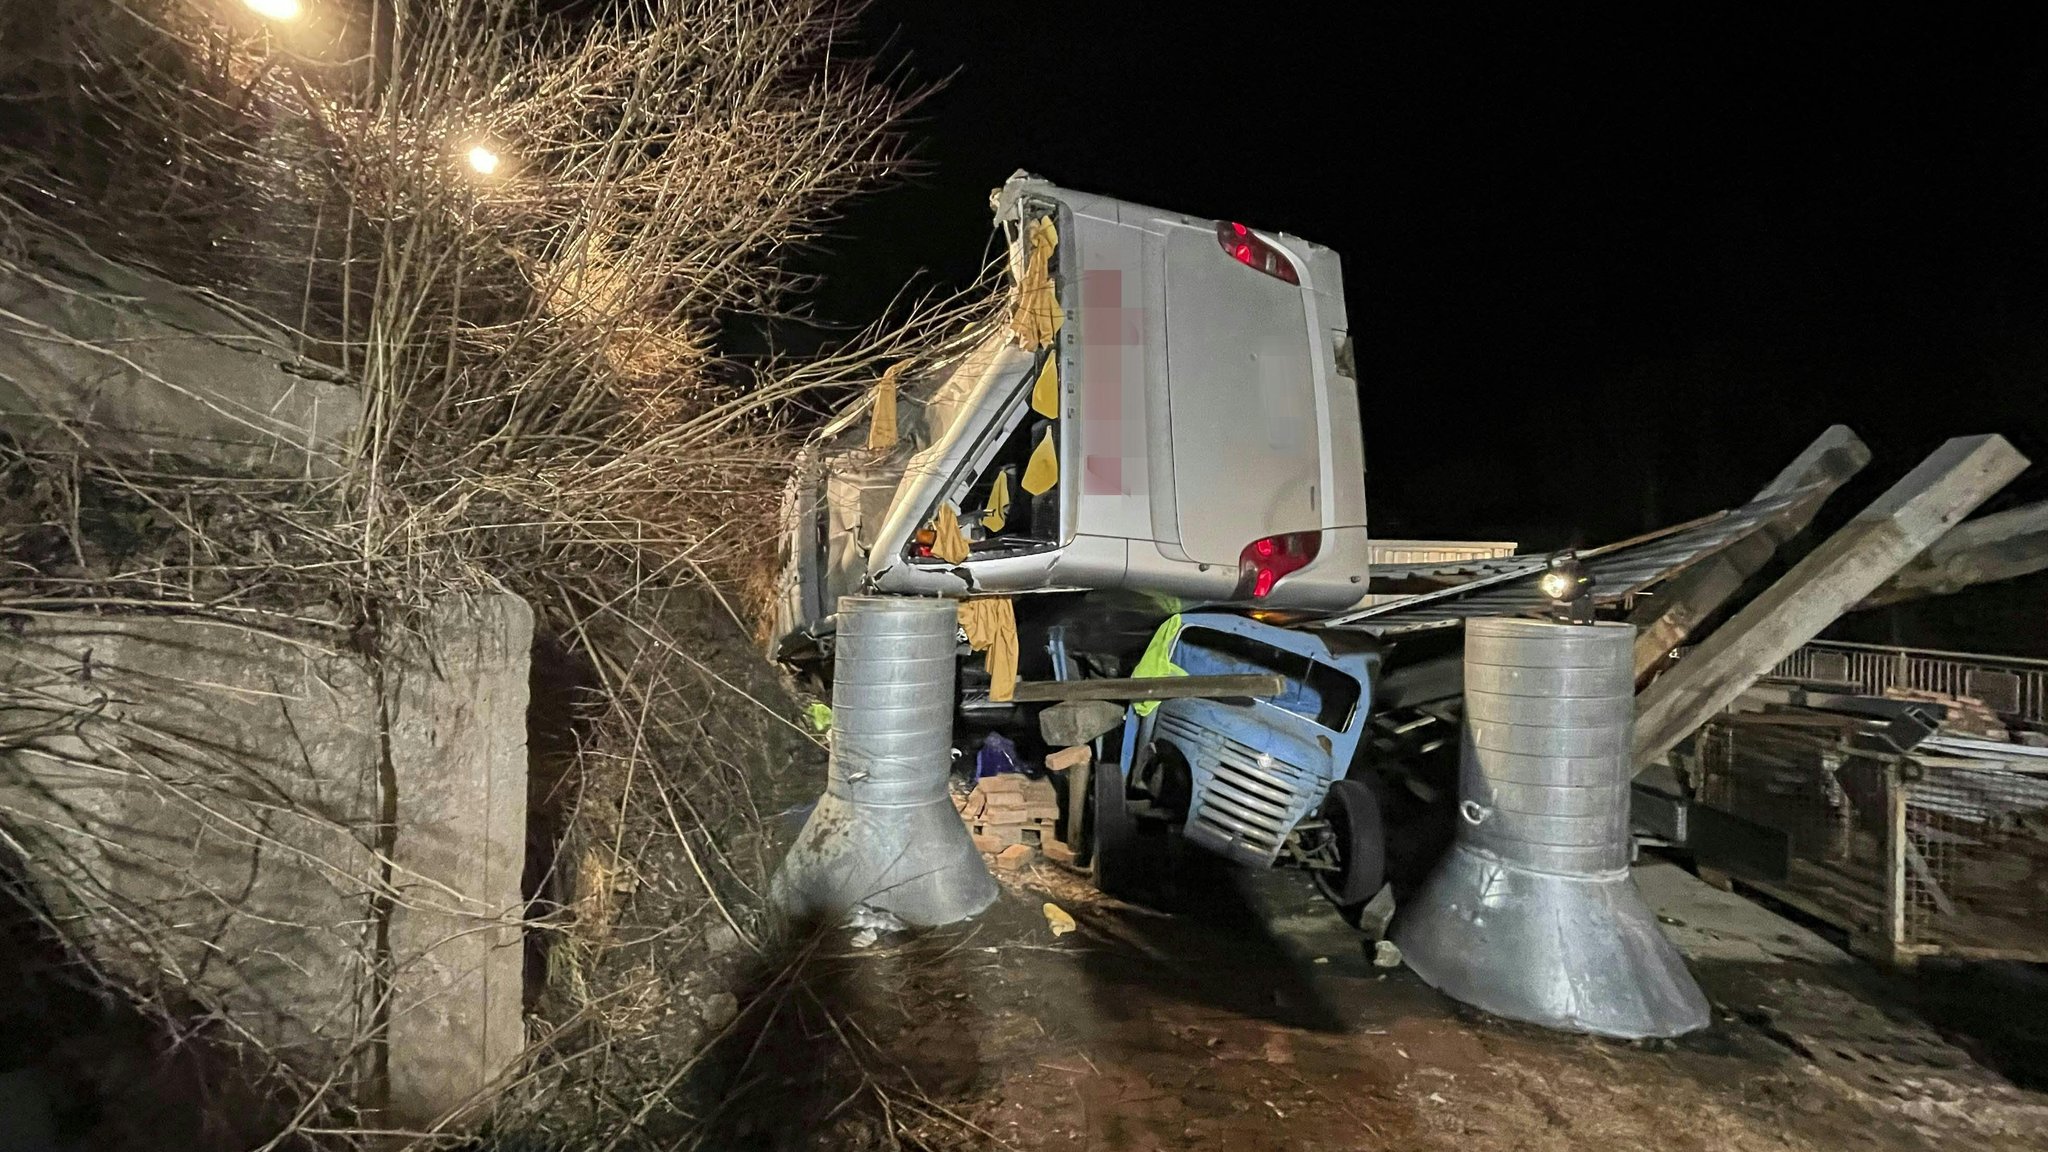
[{"left": 704, "top": 847, "right": 2048, "bottom": 1152}]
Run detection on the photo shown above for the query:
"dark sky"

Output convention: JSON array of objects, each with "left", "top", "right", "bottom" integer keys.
[{"left": 801, "top": 6, "right": 2048, "bottom": 649}]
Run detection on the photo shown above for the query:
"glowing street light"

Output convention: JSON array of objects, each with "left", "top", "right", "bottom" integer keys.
[
  {"left": 465, "top": 144, "right": 503, "bottom": 177},
  {"left": 242, "top": 0, "right": 303, "bottom": 21}
]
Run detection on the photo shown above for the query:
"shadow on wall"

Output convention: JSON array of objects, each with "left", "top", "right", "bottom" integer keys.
[
  {"left": 521, "top": 631, "right": 601, "bottom": 1011},
  {"left": 0, "top": 851, "right": 299, "bottom": 1152}
]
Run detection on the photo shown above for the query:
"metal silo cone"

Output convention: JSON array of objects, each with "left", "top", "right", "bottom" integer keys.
[
  {"left": 771, "top": 597, "right": 997, "bottom": 927},
  {"left": 1390, "top": 618, "right": 1710, "bottom": 1039}
]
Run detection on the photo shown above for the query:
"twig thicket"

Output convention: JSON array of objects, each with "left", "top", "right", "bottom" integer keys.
[{"left": 0, "top": 0, "right": 988, "bottom": 1145}]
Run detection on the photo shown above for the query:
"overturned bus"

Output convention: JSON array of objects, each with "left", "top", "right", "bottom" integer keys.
[
  {"left": 766, "top": 172, "right": 1498, "bottom": 906},
  {"left": 772, "top": 172, "right": 1379, "bottom": 645}
]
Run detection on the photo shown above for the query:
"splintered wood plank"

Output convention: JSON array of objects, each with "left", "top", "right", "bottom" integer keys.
[
  {"left": 1633, "top": 425, "right": 1871, "bottom": 683},
  {"left": 1635, "top": 435, "right": 2029, "bottom": 770}
]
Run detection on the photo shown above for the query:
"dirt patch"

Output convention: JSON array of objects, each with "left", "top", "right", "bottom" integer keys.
[{"left": 674, "top": 856, "right": 2045, "bottom": 1152}]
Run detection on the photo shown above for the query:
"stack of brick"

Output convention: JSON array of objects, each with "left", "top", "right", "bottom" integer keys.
[
  {"left": 1883, "top": 686, "right": 2010, "bottom": 740},
  {"left": 957, "top": 774, "right": 1061, "bottom": 869}
]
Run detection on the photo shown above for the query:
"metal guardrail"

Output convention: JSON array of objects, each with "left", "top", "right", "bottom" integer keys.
[{"left": 1770, "top": 640, "right": 2048, "bottom": 727}]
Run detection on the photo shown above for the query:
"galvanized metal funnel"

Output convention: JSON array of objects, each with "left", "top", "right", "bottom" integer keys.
[
  {"left": 772, "top": 597, "right": 997, "bottom": 927},
  {"left": 1390, "top": 618, "right": 1710, "bottom": 1039}
]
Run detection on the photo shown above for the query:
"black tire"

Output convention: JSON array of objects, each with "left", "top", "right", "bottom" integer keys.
[
  {"left": 1313, "top": 777, "right": 1387, "bottom": 911},
  {"left": 1091, "top": 746, "right": 1141, "bottom": 898}
]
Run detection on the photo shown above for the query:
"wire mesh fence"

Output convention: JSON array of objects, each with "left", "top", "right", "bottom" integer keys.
[{"left": 1692, "top": 717, "right": 2048, "bottom": 962}]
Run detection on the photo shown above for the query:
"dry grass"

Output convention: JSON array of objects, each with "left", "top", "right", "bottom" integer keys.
[{"left": 0, "top": 0, "right": 994, "bottom": 1146}]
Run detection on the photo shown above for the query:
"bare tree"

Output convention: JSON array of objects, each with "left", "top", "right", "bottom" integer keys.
[{"left": 0, "top": 1, "right": 993, "bottom": 1145}]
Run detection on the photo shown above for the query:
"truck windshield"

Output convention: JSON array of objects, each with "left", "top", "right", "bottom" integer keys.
[{"left": 1173, "top": 626, "right": 1361, "bottom": 731}]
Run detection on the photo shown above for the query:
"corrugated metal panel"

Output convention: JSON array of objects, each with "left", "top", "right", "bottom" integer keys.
[{"left": 1319, "top": 487, "right": 1822, "bottom": 634}]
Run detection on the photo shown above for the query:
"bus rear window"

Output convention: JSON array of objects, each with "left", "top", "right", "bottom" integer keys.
[{"left": 1173, "top": 626, "right": 1361, "bottom": 731}]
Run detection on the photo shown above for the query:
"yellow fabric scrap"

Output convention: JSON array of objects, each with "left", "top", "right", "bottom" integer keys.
[
  {"left": 867, "top": 362, "right": 903, "bottom": 452},
  {"left": 1022, "top": 429, "right": 1058, "bottom": 496},
  {"left": 1030, "top": 353, "right": 1059, "bottom": 418},
  {"left": 958, "top": 597, "right": 1019, "bottom": 702},
  {"left": 929, "top": 502, "right": 971, "bottom": 564},
  {"left": 1042, "top": 902, "right": 1076, "bottom": 937},
  {"left": 1012, "top": 217, "right": 1063, "bottom": 349},
  {"left": 982, "top": 470, "right": 1012, "bottom": 532},
  {"left": 1131, "top": 614, "right": 1188, "bottom": 717}
]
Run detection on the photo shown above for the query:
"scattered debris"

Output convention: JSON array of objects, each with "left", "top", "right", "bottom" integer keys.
[
  {"left": 1884, "top": 686, "right": 2009, "bottom": 740},
  {"left": 1038, "top": 699, "right": 1125, "bottom": 746},
  {"left": 846, "top": 904, "right": 908, "bottom": 949},
  {"left": 1374, "top": 939, "right": 1404, "bottom": 969},
  {"left": 1042, "top": 902, "right": 1076, "bottom": 937},
  {"left": 805, "top": 702, "right": 834, "bottom": 732},
  {"left": 974, "top": 731, "right": 1022, "bottom": 780},
  {"left": 698, "top": 991, "right": 739, "bottom": 1031},
  {"left": 702, "top": 921, "right": 743, "bottom": 956},
  {"left": 1359, "top": 884, "right": 1399, "bottom": 939}
]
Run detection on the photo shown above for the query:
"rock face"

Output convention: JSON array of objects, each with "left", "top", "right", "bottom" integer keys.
[
  {"left": 0, "top": 594, "right": 532, "bottom": 1125},
  {"left": 0, "top": 228, "right": 361, "bottom": 478}
]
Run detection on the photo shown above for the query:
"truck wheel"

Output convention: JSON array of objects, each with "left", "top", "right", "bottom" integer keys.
[
  {"left": 1313, "top": 778, "right": 1386, "bottom": 912},
  {"left": 1090, "top": 748, "right": 1141, "bottom": 898}
]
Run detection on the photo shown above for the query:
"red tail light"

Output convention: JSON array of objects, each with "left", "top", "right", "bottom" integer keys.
[
  {"left": 1216, "top": 221, "right": 1299, "bottom": 285},
  {"left": 1236, "top": 531, "right": 1322, "bottom": 599}
]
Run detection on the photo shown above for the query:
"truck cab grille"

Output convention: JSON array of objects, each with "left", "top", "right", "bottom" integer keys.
[{"left": 1155, "top": 712, "right": 1322, "bottom": 867}]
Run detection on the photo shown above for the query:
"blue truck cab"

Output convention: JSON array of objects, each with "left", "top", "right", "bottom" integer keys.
[{"left": 1102, "top": 612, "right": 1387, "bottom": 905}]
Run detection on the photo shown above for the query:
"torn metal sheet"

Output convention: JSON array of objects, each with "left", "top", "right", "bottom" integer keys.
[{"left": 1316, "top": 486, "right": 1823, "bottom": 634}]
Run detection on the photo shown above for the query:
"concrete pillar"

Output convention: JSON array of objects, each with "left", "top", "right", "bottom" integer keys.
[{"left": 382, "top": 594, "right": 533, "bottom": 1124}]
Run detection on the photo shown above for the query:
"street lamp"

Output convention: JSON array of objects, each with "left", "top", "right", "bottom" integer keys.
[{"left": 242, "top": 0, "right": 303, "bottom": 21}]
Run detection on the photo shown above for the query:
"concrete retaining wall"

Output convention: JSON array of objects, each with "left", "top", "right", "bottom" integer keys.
[
  {"left": 0, "top": 594, "right": 531, "bottom": 1126},
  {"left": 0, "top": 229, "right": 361, "bottom": 478}
]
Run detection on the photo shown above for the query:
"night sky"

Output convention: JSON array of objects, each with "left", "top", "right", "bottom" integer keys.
[{"left": 804, "top": 6, "right": 2048, "bottom": 651}]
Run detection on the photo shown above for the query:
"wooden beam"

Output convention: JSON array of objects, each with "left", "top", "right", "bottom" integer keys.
[
  {"left": 1857, "top": 499, "right": 2048, "bottom": 607},
  {"left": 1631, "top": 426, "right": 1871, "bottom": 685},
  {"left": 1633, "top": 435, "right": 2029, "bottom": 770},
  {"left": 1008, "top": 673, "right": 1285, "bottom": 704}
]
